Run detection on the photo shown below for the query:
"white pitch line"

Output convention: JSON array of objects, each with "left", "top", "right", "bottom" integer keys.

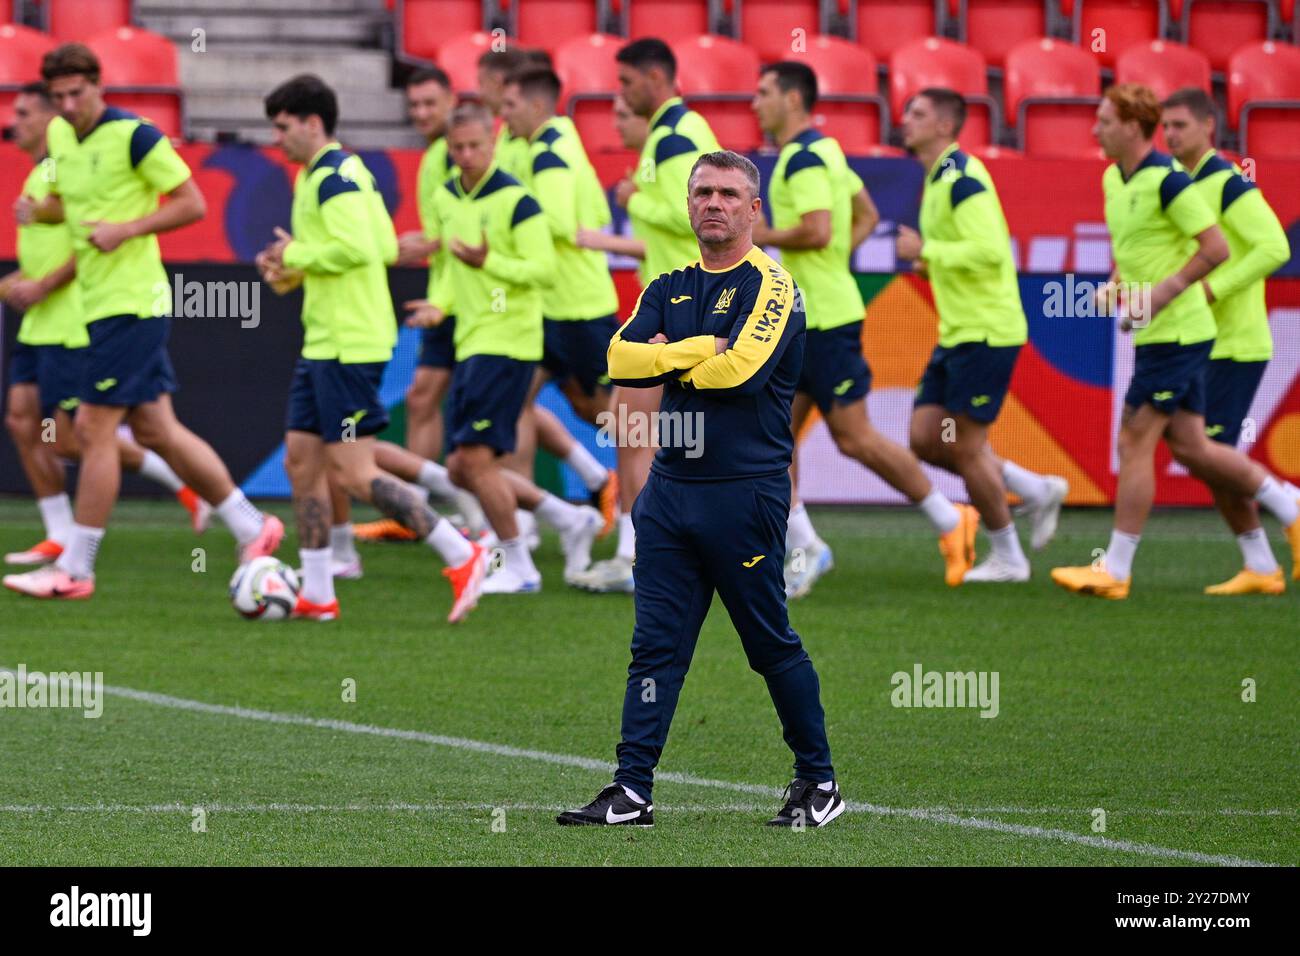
[
  {"left": 0, "top": 802, "right": 1291, "bottom": 818},
  {"left": 0, "top": 668, "right": 1282, "bottom": 866}
]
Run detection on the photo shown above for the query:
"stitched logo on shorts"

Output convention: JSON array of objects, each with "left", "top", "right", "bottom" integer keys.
[
  {"left": 472, "top": 419, "right": 492, "bottom": 431},
  {"left": 344, "top": 409, "right": 367, "bottom": 426},
  {"left": 58, "top": 398, "right": 79, "bottom": 411},
  {"left": 1153, "top": 390, "right": 1174, "bottom": 402},
  {"left": 94, "top": 378, "right": 117, "bottom": 392},
  {"left": 1205, "top": 423, "right": 1224, "bottom": 436},
  {"left": 833, "top": 378, "right": 853, "bottom": 396},
  {"left": 670, "top": 295, "right": 692, "bottom": 304},
  {"left": 970, "top": 394, "right": 990, "bottom": 407},
  {"left": 742, "top": 554, "right": 765, "bottom": 568}
]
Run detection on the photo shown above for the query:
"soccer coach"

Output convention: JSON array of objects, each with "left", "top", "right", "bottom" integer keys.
[{"left": 557, "top": 151, "right": 844, "bottom": 829}]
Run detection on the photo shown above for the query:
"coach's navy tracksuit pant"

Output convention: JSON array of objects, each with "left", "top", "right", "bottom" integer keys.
[{"left": 613, "top": 469, "right": 835, "bottom": 802}]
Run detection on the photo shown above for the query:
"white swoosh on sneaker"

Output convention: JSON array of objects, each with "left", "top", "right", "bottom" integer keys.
[
  {"left": 810, "top": 795, "right": 837, "bottom": 824},
  {"left": 606, "top": 806, "right": 642, "bottom": 824}
]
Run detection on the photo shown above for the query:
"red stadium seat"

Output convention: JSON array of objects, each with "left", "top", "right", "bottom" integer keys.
[
  {"left": 1177, "top": 0, "right": 1273, "bottom": 73},
  {"left": 671, "top": 34, "right": 762, "bottom": 150},
  {"left": 0, "top": 24, "right": 56, "bottom": 127},
  {"left": 1004, "top": 37, "right": 1101, "bottom": 157},
  {"left": 1114, "top": 40, "right": 1210, "bottom": 100},
  {"left": 45, "top": 0, "right": 132, "bottom": 42},
  {"left": 959, "top": 0, "right": 1048, "bottom": 70},
  {"left": 1062, "top": 0, "right": 1165, "bottom": 69},
  {"left": 785, "top": 35, "right": 885, "bottom": 151},
  {"left": 87, "top": 27, "right": 183, "bottom": 138},
  {"left": 435, "top": 31, "right": 502, "bottom": 95},
  {"left": 626, "top": 0, "right": 711, "bottom": 39},
  {"left": 853, "top": 0, "right": 936, "bottom": 63},
  {"left": 890, "top": 36, "right": 997, "bottom": 148},
  {"left": 556, "top": 33, "right": 628, "bottom": 154},
  {"left": 736, "top": 0, "right": 825, "bottom": 63},
  {"left": 398, "top": 0, "right": 484, "bottom": 63},
  {"left": 1228, "top": 41, "right": 1300, "bottom": 159},
  {"left": 513, "top": 1, "right": 599, "bottom": 51}
]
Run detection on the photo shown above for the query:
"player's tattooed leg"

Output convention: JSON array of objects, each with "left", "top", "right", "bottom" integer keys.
[
  {"left": 370, "top": 476, "right": 435, "bottom": 539},
  {"left": 294, "top": 494, "right": 331, "bottom": 549}
]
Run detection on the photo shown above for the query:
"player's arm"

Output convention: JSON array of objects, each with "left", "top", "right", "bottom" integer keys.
[
  {"left": 282, "top": 176, "right": 375, "bottom": 275},
  {"left": 577, "top": 228, "right": 646, "bottom": 259},
  {"left": 478, "top": 195, "right": 557, "bottom": 288},
  {"left": 532, "top": 153, "right": 579, "bottom": 244},
  {"left": 757, "top": 153, "right": 833, "bottom": 250},
  {"left": 626, "top": 138, "right": 699, "bottom": 237},
  {"left": 1, "top": 255, "right": 74, "bottom": 309},
  {"left": 1204, "top": 184, "right": 1291, "bottom": 304},
  {"left": 917, "top": 178, "right": 1006, "bottom": 271},
  {"left": 608, "top": 279, "right": 716, "bottom": 386},
  {"left": 1147, "top": 174, "right": 1227, "bottom": 316},
  {"left": 678, "top": 270, "right": 800, "bottom": 397},
  {"left": 850, "top": 186, "right": 879, "bottom": 250},
  {"left": 17, "top": 193, "right": 65, "bottom": 224}
]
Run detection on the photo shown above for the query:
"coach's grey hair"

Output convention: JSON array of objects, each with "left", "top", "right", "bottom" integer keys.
[
  {"left": 689, "top": 150, "right": 761, "bottom": 200},
  {"left": 448, "top": 102, "right": 494, "bottom": 133}
]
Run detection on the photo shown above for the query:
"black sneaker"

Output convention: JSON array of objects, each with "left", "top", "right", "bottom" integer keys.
[
  {"left": 556, "top": 783, "right": 654, "bottom": 827},
  {"left": 766, "top": 778, "right": 845, "bottom": 828}
]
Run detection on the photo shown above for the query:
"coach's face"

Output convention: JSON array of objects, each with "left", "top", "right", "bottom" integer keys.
[{"left": 688, "top": 166, "right": 759, "bottom": 247}]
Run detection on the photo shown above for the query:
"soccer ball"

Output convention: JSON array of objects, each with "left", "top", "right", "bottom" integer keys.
[{"left": 229, "top": 557, "right": 300, "bottom": 620}]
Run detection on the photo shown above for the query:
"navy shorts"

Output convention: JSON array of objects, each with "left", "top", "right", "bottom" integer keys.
[
  {"left": 417, "top": 314, "right": 457, "bottom": 370},
  {"left": 914, "top": 341, "right": 1021, "bottom": 424},
  {"left": 39, "top": 345, "right": 86, "bottom": 418},
  {"left": 542, "top": 315, "right": 617, "bottom": 396},
  {"left": 9, "top": 340, "right": 39, "bottom": 385},
  {"left": 285, "top": 357, "right": 390, "bottom": 443},
  {"left": 81, "top": 315, "right": 177, "bottom": 408},
  {"left": 1124, "top": 340, "right": 1213, "bottom": 416},
  {"left": 445, "top": 353, "right": 535, "bottom": 455},
  {"left": 1204, "top": 358, "right": 1267, "bottom": 445},
  {"left": 797, "top": 320, "right": 872, "bottom": 414}
]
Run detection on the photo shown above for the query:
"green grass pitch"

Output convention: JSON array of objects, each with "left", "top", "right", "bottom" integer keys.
[{"left": 0, "top": 498, "right": 1295, "bottom": 866}]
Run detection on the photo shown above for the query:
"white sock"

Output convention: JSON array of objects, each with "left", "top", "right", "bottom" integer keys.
[
  {"left": 427, "top": 517, "right": 473, "bottom": 566},
  {"left": 1254, "top": 476, "right": 1299, "bottom": 527},
  {"left": 918, "top": 488, "right": 959, "bottom": 534},
  {"left": 330, "top": 523, "right": 357, "bottom": 564},
  {"left": 565, "top": 443, "right": 608, "bottom": 492},
  {"left": 621, "top": 785, "right": 646, "bottom": 804},
  {"left": 817, "top": 780, "right": 835, "bottom": 791},
  {"left": 416, "top": 460, "right": 458, "bottom": 499},
  {"left": 1001, "top": 459, "right": 1050, "bottom": 506},
  {"left": 616, "top": 513, "right": 635, "bottom": 560},
  {"left": 1237, "top": 528, "right": 1279, "bottom": 574},
  {"left": 534, "top": 492, "right": 581, "bottom": 530},
  {"left": 216, "top": 489, "right": 264, "bottom": 545},
  {"left": 787, "top": 502, "right": 817, "bottom": 551},
  {"left": 135, "top": 448, "right": 183, "bottom": 493},
  {"left": 1104, "top": 529, "right": 1140, "bottom": 580},
  {"left": 988, "top": 523, "right": 1027, "bottom": 566},
  {"left": 1283, "top": 481, "right": 1300, "bottom": 499},
  {"left": 500, "top": 535, "right": 538, "bottom": 579},
  {"left": 37, "top": 493, "right": 74, "bottom": 545},
  {"left": 56, "top": 523, "right": 105, "bottom": 578},
  {"left": 516, "top": 508, "right": 538, "bottom": 539},
  {"left": 300, "top": 547, "right": 334, "bottom": 605}
]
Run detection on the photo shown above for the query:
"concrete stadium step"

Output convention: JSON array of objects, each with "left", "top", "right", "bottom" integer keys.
[
  {"left": 186, "top": 88, "right": 408, "bottom": 124},
  {"left": 189, "top": 122, "right": 424, "bottom": 150},
  {"left": 138, "top": 11, "right": 386, "bottom": 47},
  {"left": 178, "top": 48, "right": 393, "bottom": 92},
  {"left": 137, "top": 0, "right": 385, "bottom": 12}
]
